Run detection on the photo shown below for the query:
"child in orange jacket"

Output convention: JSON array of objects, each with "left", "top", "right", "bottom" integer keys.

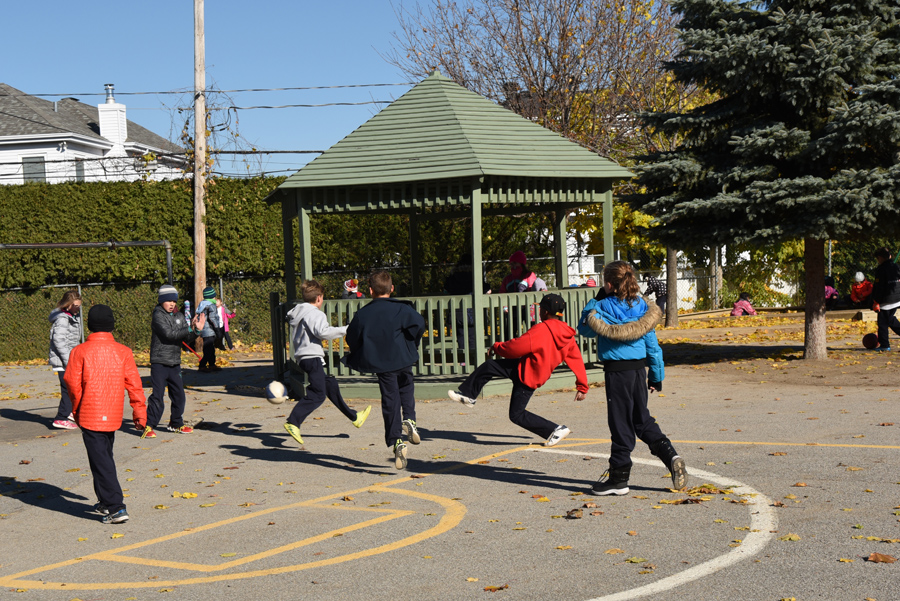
[
  {"left": 65, "top": 305, "right": 147, "bottom": 524},
  {"left": 449, "top": 293, "right": 588, "bottom": 445}
]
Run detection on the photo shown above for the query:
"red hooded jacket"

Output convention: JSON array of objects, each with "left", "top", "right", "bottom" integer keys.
[
  {"left": 64, "top": 332, "right": 147, "bottom": 432},
  {"left": 492, "top": 318, "right": 588, "bottom": 393}
]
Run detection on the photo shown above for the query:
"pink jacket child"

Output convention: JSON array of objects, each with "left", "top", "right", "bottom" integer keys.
[
  {"left": 216, "top": 300, "right": 235, "bottom": 332},
  {"left": 731, "top": 293, "right": 757, "bottom": 316}
]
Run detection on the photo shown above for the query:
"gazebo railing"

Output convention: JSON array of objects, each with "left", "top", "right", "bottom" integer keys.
[{"left": 270, "top": 287, "right": 603, "bottom": 381}]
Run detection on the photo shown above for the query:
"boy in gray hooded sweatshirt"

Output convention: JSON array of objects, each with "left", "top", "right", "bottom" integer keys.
[{"left": 282, "top": 280, "right": 371, "bottom": 445}]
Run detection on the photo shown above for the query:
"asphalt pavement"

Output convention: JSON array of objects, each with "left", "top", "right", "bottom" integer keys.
[{"left": 0, "top": 355, "right": 897, "bottom": 600}]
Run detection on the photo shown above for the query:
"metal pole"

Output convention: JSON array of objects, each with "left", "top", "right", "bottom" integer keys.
[{"left": 828, "top": 240, "right": 832, "bottom": 277}]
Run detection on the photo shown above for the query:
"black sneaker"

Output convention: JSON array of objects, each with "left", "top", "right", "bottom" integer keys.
[
  {"left": 393, "top": 440, "right": 408, "bottom": 470},
  {"left": 102, "top": 508, "right": 130, "bottom": 524},
  {"left": 591, "top": 467, "right": 630, "bottom": 496},
  {"left": 92, "top": 503, "right": 110, "bottom": 516}
]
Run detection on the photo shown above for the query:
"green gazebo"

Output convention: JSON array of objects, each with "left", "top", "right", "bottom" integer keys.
[{"left": 267, "top": 72, "right": 632, "bottom": 397}]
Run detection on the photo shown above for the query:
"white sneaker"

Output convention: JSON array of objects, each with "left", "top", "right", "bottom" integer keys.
[
  {"left": 545, "top": 425, "right": 571, "bottom": 447},
  {"left": 448, "top": 390, "right": 476, "bottom": 407}
]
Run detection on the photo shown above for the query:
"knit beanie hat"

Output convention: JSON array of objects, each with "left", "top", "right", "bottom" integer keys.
[
  {"left": 509, "top": 250, "right": 527, "bottom": 265},
  {"left": 586, "top": 277, "right": 597, "bottom": 287},
  {"left": 87, "top": 304, "right": 115, "bottom": 332},
  {"left": 202, "top": 286, "right": 216, "bottom": 300},
  {"left": 158, "top": 284, "right": 178, "bottom": 303},
  {"left": 854, "top": 272, "right": 865, "bottom": 283}
]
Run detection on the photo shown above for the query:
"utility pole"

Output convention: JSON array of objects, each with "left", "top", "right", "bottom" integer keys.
[{"left": 193, "top": 0, "right": 207, "bottom": 306}]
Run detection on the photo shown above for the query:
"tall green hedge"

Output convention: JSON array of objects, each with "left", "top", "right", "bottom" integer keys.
[{"left": 0, "top": 177, "right": 553, "bottom": 292}]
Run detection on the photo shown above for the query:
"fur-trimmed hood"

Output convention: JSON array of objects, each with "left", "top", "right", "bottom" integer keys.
[{"left": 585, "top": 296, "right": 662, "bottom": 342}]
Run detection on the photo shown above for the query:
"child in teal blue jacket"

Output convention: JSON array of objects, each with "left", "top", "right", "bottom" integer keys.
[{"left": 579, "top": 261, "right": 687, "bottom": 495}]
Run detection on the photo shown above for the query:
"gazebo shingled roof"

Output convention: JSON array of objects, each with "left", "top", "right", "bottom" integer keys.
[{"left": 273, "top": 71, "right": 632, "bottom": 188}]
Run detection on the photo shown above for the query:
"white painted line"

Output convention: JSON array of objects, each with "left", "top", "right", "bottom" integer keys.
[{"left": 536, "top": 449, "right": 778, "bottom": 601}]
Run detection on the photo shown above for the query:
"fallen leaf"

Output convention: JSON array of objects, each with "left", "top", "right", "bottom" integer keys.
[
  {"left": 838, "top": 558, "right": 854, "bottom": 563},
  {"left": 467, "top": 577, "right": 479, "bottom": 582},
  {"left": 867, "top": 552, "right": 896, "bottom": 563},
  {"left": 556, "top": 545, "right": 572, "bottom": 550},
  {"left": 220, "top": 553, "right": 236, "bottom": 557},
  {"left": 111, "top": 533, "right": 124, "bottom": 539},
  {"left": 625, "top": 557, "right": 647, "bottom": 563},
  {"left": 605, "top": 548, "right": 625, "bottom": 554},
  {"left": 778, "top": 533, "right": 801, "bottom": 541},
  {"left": 627, "top": 531, "right": 638, "bottom": 536},
  {"left": 153, "top": 505, "right": 169, "bottom": 510},
  {"left": 199, "top": 503, "right": 216, "bottom": 507},
  {"left": 792, "top": 482, "right": 807, "bottom": 487},
  {"left": 590, "top": 510, "right": 604, "bottom": 516},
  {"left": 484, "top": 584, "right": 509, "bottom": 592},
  {"left": 582, "top": 502, "right": 598, "bottom": 508},
  {"left": 343, "top": 496, "right": 354, "bottom": 501},
  {"left": 566, "top": 509, "right": 583, "bottom": 519},
  {"left": 769, "top": 452, "right": 787, "bottom": 456}
]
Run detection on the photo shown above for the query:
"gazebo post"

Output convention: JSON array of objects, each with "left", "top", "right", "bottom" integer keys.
[
  {"left": 297, "top": 203, "right": 313, "bottom": 287},
  {"left": 602, "top": 189, "right": 615, "bottom": 267},
  {"left": 553, "top": 209, "right": 569, "bottom": 288},
  {"left": 281, "top": 196, "right": 298, "bottom": 301},
  {"left": 470, "top": 179, "right": 486, "bottom": 361},
  {"left": 409, "top": 209, "right": 421, "bottom": 296}
]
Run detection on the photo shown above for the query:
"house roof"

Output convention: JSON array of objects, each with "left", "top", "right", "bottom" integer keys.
[
  {"left": 276, "top": 71, "right": 632, "bottom": 190},
  {"left": 0, "top": 83, "right": 182, "bottom": 154}
]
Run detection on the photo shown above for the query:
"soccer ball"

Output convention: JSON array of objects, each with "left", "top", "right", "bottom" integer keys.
[
  {"left": 862, "top": 333, "right": 878, "bottom": 350},
  {"left": 265, "top": 380, "right": 289, "bottom": 404}
]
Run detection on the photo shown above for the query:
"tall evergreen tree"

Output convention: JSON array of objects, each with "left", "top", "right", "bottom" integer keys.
[{"left": 629, "top": 0, "right": 900, "bottom": 359}]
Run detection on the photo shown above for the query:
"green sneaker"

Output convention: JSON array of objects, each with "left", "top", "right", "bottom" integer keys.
[
  {"left": 352, "top": 405, "right": 372, "bottom": 428},
  {"left": 283, "top": 422, "right": 304, "bottom": 446},
  {"left": 402, "top": 419, "right": 421, "bottom": 444},
  {"left": 393, "top": 440, "right": 408, "bottom": 470}
]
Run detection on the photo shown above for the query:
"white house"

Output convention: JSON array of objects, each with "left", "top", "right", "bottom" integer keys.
[{"left": 0, "top": 83, "right": 185, "bottom": 184}]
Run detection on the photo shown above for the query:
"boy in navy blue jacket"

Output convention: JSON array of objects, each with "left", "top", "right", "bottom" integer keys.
[{"left": 346, "top": 271, "right": 426, "bottom": 470}]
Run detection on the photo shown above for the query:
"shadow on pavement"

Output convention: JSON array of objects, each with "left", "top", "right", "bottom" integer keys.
[
  {"left": 0, "top": 407, "right": 55, "bottom": 429},
  {"left": 220, "top": 443, "right": 394, "bottom": 476},
  {"left": 0, "top": 476, "right": 95, "bottom": 520}
]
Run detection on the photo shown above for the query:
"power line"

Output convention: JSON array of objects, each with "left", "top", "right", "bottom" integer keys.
[{"left": 1, "top": 83, "right": 412, "bottom": 99}]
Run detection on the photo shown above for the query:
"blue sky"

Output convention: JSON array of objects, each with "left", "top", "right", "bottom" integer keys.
[{"left": 2, "top": 1, "right": 416, "bottom": 176}]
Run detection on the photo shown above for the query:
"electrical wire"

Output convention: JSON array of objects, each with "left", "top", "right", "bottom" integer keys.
[{"left": 0, "top": 83, "right": 412, "bottom": 98}]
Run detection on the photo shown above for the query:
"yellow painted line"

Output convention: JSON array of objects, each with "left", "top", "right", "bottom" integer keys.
[
  {"left": 99, "top": 505, "right": 415, "bottom": 571},
  {"left": 0, "top": 445, "right": 541, "bottom": 591}
]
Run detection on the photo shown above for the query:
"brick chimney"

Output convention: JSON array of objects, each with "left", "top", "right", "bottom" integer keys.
[{"left": 97, "top": 83, "right": 127, "bottom": 156}]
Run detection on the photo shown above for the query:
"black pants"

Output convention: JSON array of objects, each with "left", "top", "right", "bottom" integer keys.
[
  {"left": 876, "top": 307, "right": 900, "bottom": 348},
  {"left": 605, "top": 367, "right": 666, "bottom": 470},
  {"left": 223, "top": 331, "right": 234, "bottom": 350},
  {"left": 55, "top": 371, "right": 72, "bottom": 420},
  {"left": 287, "top": 358, "right": 357, "bottom": 427},
  {"left": 377, "top": 367, "right": 416, "bottom": 448},
  {"left": 459, "top": 357, "right": 558, "bottom": 439},
  {"left": 199, "top": 336, "right": 217, "bottom": 369},
  {"left": 147, "top": 363, "right": 186, "bottom": 429},
  {"left": 81, "top": 428, "right": 125, "bottom": 513}
]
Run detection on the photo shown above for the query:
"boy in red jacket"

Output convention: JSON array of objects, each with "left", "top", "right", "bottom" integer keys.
[
  {"left": 65, "top": 305, "right": 147, "bottom": 524},
  {"left": 449, "top": 293, "right": 588, "bottom": 445}
]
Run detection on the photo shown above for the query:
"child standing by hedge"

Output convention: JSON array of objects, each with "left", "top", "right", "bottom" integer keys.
[{"left": 580, "top": 261, "right": 687, "bottom": 495}]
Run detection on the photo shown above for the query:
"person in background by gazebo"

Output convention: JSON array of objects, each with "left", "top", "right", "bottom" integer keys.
[
  {"left": 444, "top": 254, "right": 490, "bottom": 359},
  {"left": 872, "top": 246, "right": 900, "bottom": 352},
  {"left": 642, "top": 272, "right": 666, "bottom": 313},
  {"left": 824, "top": 276, "right": 840, "bottom": 310},
  {"left": 342, "top": 279, "right": 366, "bottom": 300},
  {"left": 731, "top": 292, "right": 758, "bottom": 316},
  {"left": 499, "top": 251, "right": 537, "bottom": 293},
  {"left": 850, "top": 272, "right": 873, "bottom": 308}
]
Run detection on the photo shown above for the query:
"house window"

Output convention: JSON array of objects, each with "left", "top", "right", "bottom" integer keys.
[
  {"left": 75, "top": 159, "right": 85, "bottom": 182},
  {"left": 23, "top": 156, "right": 46, "bottom": 183}
]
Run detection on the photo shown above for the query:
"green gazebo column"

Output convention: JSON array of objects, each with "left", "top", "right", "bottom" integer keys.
[
  {"left": 298, "top": 203, "right": 313, "bottom": 286},
  {"left": 281, "top": 196, "right": 298, "bottom": 301},
  {"left": 602, "top": 189, "right": 614, "bottom": 268},
  {"left": 470, "top": 180, "right": 486, "bottom": 361},
  {"left": 553, "top": 209, "right": 569, "bottom": 288},
  {"left": 409, "top": 210, "right": 421, "bottom": 296}
]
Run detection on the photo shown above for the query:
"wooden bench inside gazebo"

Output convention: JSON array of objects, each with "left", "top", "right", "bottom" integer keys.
[{"left": 266, "top": 71, "right": 632, "bottom": 399}]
